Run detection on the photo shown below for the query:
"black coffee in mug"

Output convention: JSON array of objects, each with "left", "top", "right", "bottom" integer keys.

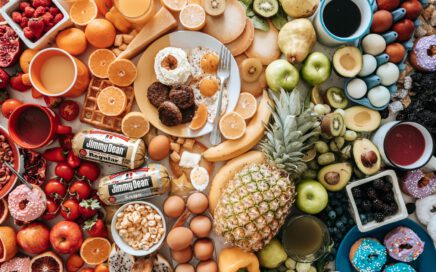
[{"left": 323, "top": 0, "right": 362, "bottom": 37}]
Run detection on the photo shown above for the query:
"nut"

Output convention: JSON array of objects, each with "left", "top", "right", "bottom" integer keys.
[
  {"left": 361, "top": 151, "right": 378, "bottom": 168},
  {"left": 324, "top": 172, "right": 340, "bottom": 185}
]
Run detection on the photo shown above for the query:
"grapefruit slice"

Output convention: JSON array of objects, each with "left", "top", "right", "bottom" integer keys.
[
  {"left": 189, "top": 104, "right": 208, "bottom": 130},
  {"left": 234, "top": 92, "right": 257, "bottom": 120},
  {"left": 96, "top": 86, "right": 127, "bottom": 116},
  {"left": 88, "top": 49, "right": 116, "bottom": 79},
  {"left": 30, "top": 251, "right": 63, "bottom": 272},
  {"left": 180, "top": 4, "right": 206, "bottom": 31},
  {"left": 0, "top": 198, "right": 8, "bottom": 224},
  {"left": 226, "top": 18, "right": 254, "bottom": 56},
  {"left": 219, "top": 112, "right": 246, "bottom": 140}
]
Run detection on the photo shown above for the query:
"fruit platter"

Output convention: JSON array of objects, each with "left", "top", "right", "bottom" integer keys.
[{"left": 0, "top": 0, "right": 434, "bottom": 271}]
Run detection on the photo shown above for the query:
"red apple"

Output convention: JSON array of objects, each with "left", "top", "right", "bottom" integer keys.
[
  {"left": 401, "top": 0, "right": 423, "bottom": 20},
  {"left": 50, "top": 221, "right": 83, "bottom": 254},
  {"left": 377, "top": 0, "right": 400, "bottom": 11},
  {"left": 393, "top": 19, "right": 415, "bottom": 42},
  {"left": 17, "top": 222, "right": 50, "bottom": 254}
]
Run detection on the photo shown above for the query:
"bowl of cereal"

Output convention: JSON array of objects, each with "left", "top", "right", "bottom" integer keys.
[
  {"left": 111, "top": 201, "right": 167, "bottom": 256},
  {"left": 0, "top": 125, "right": 21, "bottom": 199}
]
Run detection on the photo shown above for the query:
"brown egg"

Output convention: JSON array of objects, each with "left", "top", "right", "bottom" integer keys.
[
  {"left": 175, "top": 264, "right": 195, "bottom": 272},
  {"left": 171, "top": 246, "right": 193, "bottom": 263},
  {"left": 163, "top": 195, "right": 186, "bottom": 218},
  {"left": 189, "top": 215, "right": 212, "bottom": 238},
  {"left": 196, "top": 260, "right": 218, "bottom": 272},
  {"left": 193, "top": 238, "right": 214, "bottom": 261},
  {"left": 148, "top": 135, "right": 170, "bottom": 161},
  {"left": 370, "top": 10, "right": 393, "bottom": 33},
  {"left": 187, "top": 192, "right": 209, "bottom": 214},
  {"left": 166, "top": 227, "right": 193, "bottom": 250},
  {"left": 385, "top": 43, "right": 406, "bottom": 63}
]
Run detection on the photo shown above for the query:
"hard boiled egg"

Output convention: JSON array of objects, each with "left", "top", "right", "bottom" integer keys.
[
  {"left": 376, "top": 62, "right": 399, "bottom": 86},
  {"left": 368, "top": 86, "right": 391, "bottom": 107},
  {"left": 362, "top": 34, "right": 386, "bottom": 56},
  {"left": 347, "top": 78, "right": 368, "bottom": 99},
  {"left": 358, "top": 55, "right": 377, "bottom": 77}
]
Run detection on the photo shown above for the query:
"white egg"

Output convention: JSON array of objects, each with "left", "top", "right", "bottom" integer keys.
[
  {"left": 346, "top": 78, "right": 367, "bottom": 99},
  {"left": 376, "top": 62, "right": 400, "bottom": 86},
  {"left": 358, "top": 55, "right": 377, "bottom": 77},
  {"left": 368, "top": 86, "right": 391, "bottom": 107},
  {"left": 362, "top": 34, "right": 386, "bottom": 56}
]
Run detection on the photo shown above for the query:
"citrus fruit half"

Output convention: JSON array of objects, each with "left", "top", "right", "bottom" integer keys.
[
  {"left": 162, "top": 0, "right": 187, "bottom": 12},
  {"left": 219, "top": 112, "right": 246, "bottom": 140},
  {"left": 96, "top": 86, "right": 127, "bottom": 116},
  {"left": 108, "top": 59, "right": 138, "bottom": 87},
  {"left": 70, "top": 0, "right": 98, "bottom": 26},
  {"left": 180, "top": 4, "right": 206, "bottom": 31},
  {"left": 121, "top": 112, "right": 150, "bottom": 138},
  {"left": 80, "top": 237, "right": 111, "bottom": 265},
  {"left": 234, "top": 92, "right": 257, "bottom": 120},
  {"left": 88, "top": 49, "right": 116, "bottom": 78}
]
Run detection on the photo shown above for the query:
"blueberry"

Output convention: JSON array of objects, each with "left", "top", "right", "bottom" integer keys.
[
  {"left": 348, "top": 219, "right": 355, "bottom": 225},
  {"left": 336, "top": 221, "right": 344, "bottom": 228},
  {"left": 328, "top": 210, "right": 337, "bottom": 220},
  {"left": 332, "top": 227, "right": 338, "bottom": 233},
  {"left": 336, "top": 207, "right": 344, "bottom": 215}
]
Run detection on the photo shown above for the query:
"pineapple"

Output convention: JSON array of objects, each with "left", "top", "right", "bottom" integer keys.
[{"left": 214, "top": 89, "right": 319, "bottom": 251}]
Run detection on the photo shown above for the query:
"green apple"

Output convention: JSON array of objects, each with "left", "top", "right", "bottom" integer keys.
[
  {"left": 265, "top": 59, "right": 300, "bottom": 92},
  {"left": 296, "top": 179, "right": 329, "bottom": 214},
  {"left": 301, "top": 52, "right": 332, "bottom": 85}
]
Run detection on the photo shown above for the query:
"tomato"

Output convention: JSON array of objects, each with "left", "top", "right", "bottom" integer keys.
[
  {"left": 58, "top": 133, "right": 75, "bottom": 150},
  {"left": 61, "top": 199, "right": 81, "bottom": 221},
  {"left": 44, "top": 178, "right": 67, "bottom": 200},
  {"left": 55, "top": 162, "right": 75, "bottom": 182},
  {"left": 79, "top": 198, "right": 101, "bottom": 219},
  {"left": 59, "top": 100, "right": 80, "bottom": 121},
  {"left": 66, "top": 254, "right": 84, "bottom": 272},
  {"left": 69, "top": 180, "right": 92, "bottom": 200},
  {"left": 42, "top": 199, "right": 59, "bottom": 220},
  {"left": 1, "top": 99, "right": 23, "bottom": 118},
  {"left": 77, "top": 162, "right": 100, "bottom": 182}
]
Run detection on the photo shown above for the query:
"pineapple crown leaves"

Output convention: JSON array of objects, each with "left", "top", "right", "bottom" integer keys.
[{"left": 260, "top": 89, "right": 319, "bottom": 177}]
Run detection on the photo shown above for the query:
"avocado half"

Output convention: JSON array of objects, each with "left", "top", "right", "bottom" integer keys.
[
  {"left": 318, "top": 162, "right": 352, "bottom": 191},
  {"left": 344, "top": 106, "right": 381, "bottom": 132},
  {"left": 333, "top": 46, "right": 363, "bottom": 78},
  {"left": 353, "top": 138, "right": 382, "bottom": 176}
]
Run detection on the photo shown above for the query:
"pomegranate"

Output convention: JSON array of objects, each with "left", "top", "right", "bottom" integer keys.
[{"left": 0, "top": 25, "right": 20, "bottom": 68}]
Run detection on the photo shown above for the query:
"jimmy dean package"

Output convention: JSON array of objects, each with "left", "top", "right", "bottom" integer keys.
[
  {"left": 97, "top": 163, "right": 171, "bottom": 205},
  {"left": 72, "top": 129, "right": 146, "bottom": 169}
]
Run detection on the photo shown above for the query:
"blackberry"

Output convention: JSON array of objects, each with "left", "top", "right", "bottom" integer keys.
[
  {"left": 383, "top": 182, "right": 393, "bottom": 192},
  {"left": 373, "top": 199, "right": 385, "bottom": 211},
  {"left": 385, "top": 192, "right": 395, "bottom": 202},
  {"left": 373, "top": 179, "right": 385, "bottom": 190},
  {"left": 352, "top": 187, "right": 364, "bottom": 199},
  {"left": 362, "top": 200, "right": 372, "bottom": 212},
  {"left": 366, "top": 187, "right": 378, "bottom": 199},
  {"left": 375, "top": 213, "right": 384, "bottom": 222},
  {"left": 406, "top": 203, "right": 416, "bottom": 214}
]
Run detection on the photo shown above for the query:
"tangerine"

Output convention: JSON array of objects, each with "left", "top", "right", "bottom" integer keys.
[
  {"left": 19, "top": 49, "right": 39, "bottom": 73},
  {"left": 85, "top": 19, "right": 116, "bottom": 49},
  {"left": 56, "top": 28, "right": 88, "bottom": 56}
]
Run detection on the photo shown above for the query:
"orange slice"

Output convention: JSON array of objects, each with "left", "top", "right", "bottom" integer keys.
[
  {"left": 121, "top": 112, "right": 150, "bottom": 138},
  {"left": 219, "top": 112, "right": 246, "bottom": 140},
  {"left": 70, "top": 0, "right": 98, "bottom": 26},
  {"left": 88, "top": 49, "right": 116, "bottom": 78},
  {"left": 162, "top": 0, "right": 187, "bottom": 12},
  {"left": 96, "top": 86, "right": 127, "bottom": 116},
  {"left": 234, "top": 92, "right": 257, "bottom": 120},
  {"left": 108, "top": 59, "right": 138, "bottom": 87},
  {"left": 179, "top": 4, "right": 206, "bottom": 31},
  {"left": 189, "top": 104, "right": 208, "bottom": 130},
  {"left": 80, "top": 237, "right": 111, "bottom": 265}
]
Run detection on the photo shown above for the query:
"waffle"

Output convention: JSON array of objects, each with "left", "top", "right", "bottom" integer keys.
[{"left": 80, "top": 77, "right": 135, "bottom": 132}]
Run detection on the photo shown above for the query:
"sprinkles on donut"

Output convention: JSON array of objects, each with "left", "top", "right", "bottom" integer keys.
[
  {"left": 384, "top": 227, "right": 424, "bottom": 262},
  {"left": 349, "top": 238, "right": 387, "bottom": 272}
]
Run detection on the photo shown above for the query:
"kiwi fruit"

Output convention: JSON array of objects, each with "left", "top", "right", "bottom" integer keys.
[
  {"left": 204, "top": 0, "right": 226, "bottom": 16},
  {"left": 321, "top": 113, "right": 345, "bottom": 137},
  {"left": 253, "top": 0, "right": 279, "bottom": 18},
  {"left": 240, "top": 58, "right": 263, "bottom": 82},
  {"left": 310, "top": 86, "right": 324, "bottom": 104},
  {"left": 325, "top": 87, "right": 349, "bottom": 109}
]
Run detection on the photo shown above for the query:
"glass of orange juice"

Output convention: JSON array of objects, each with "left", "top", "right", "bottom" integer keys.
[
  {"left": 29, "top": 48, "right": 90, "bottom": 98},
  {"left": 114, "top": 0, "right": 154, "bottom": 25}
]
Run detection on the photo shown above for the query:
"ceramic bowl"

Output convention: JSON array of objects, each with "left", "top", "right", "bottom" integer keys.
[{"left": 0, "top": 125, "right": 21, "bottom": 199}]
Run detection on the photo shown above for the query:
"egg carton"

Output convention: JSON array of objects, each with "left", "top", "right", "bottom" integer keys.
[{"left": 344, "top": 0, "right": 428, "bottom": 111}]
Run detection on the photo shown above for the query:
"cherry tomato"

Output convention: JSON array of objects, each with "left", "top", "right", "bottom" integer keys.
[
  {"left": 1, "top": 99, "right": 23, "bottom": 118},
  {"left": 44, "top": 178, "right": 67, "bottom": 200},
  {"left": 42, "top": 199, "right": 59, "bottom": 220},
  {"left": 58, "top": 133, "right": 74, "bottom": 150},
  {"left": 55, "top": 162, "right": 75, "bottom": 182},
  {"left": 77, "top": 161, "right": 100, "bottom": 182},
  {"left": 61, "top": 199, "right": 81, "bottom": 221},
  {"left": 66, "top": 254, "right": 84, "bottom": 272},
  {"left": 69, "top": 180, "right": 92, "bottom": 200},
  {"left": 59, "top": 100, "right": 80, "bottom": 121}
]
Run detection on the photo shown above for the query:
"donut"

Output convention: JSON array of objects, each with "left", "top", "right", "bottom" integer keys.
[
  {"left": 0, "top": 256, "right": 31, "bottom": 272},
  {"left": 409, "top": 35, "right": 436, "bottom": 72},
  {"left": 349, "top": 238, "right": 387, "bottom": 272},
  {"left": 401, "top": 170, "right": 436, "bottom": 199},
  {"left": 384, "top": 263, "right": 416, "bottom": 272},
  {"left": 384, "top": 227, "right": 424, "bottom": 262},
  {"left": 427, "top": 215, "right": 436, "bottom": 246},
  {"left": 7, "top": 184, "right": 46, "bottom": 223},
  {"left": 416, "top": 194, "right": 436, "bottom": 225}
]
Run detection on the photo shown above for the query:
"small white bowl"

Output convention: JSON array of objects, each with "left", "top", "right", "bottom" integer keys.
[
  {"left": 111, "top": 201, "right": 167, "bottom": 256},
  {"left": 346, "top": 170, "right": 408, "bottom": 232}
]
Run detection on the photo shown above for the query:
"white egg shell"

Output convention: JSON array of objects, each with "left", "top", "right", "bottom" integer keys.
[
  {"left": 362, "top": 34, "right": 386, "bottom": 56},
  {"left": 346, "top": 78, "right": 367, "bottom": 99},
  {"left": 368, "top": 86, "right": 391, "bottom": 107},
  {"left": 376, "top": 62, "right": 400, "bottom": 86},
  {"left": 358, "top": 55, "right": 377, "bottom": 77}
]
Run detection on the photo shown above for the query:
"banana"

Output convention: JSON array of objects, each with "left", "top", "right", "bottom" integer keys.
[
  {"left": 209, "top": 151, "right": 266, "bottom": 214},
  {"left": 203, "top": 90, "right": 272, "bottom": 162}
]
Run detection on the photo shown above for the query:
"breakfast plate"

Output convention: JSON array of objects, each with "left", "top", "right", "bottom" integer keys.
[
  {"left": 336, "top": 218, "right": 436, "bottom": 271},
  {"left": 134, "top": 31, "right": 241, "bottom": 138}
]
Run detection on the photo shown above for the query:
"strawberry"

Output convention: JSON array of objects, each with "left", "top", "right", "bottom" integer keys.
[
  {"left": 28, "top": 18, "right": 44, "bottom": 39},
  {"left": 0, "top": 69, "right": 9, "bottom": 89},
  {"left": 10, "top": 74, "right": 29, "bottom": 92},
  {"left": 42, "top": 12, "right": 53, "bottom": 25},
  {"left": 83, "top": 217, "right": 108, "bottom": 238},
  {"left": 49, "top": 7, "right": 60, "bottom": 16},
  {"left": 23, "top": 27, "right": 34, "bottom": 40},
  {"left": 19, "top": 2, "right": 31, "bottom": 11},
  {"left": 43, "top": 96, "right": 63, "bottom": 108},
  {"left": 20, "top": 17, "right": 29, "bottom": 29},
  {"left": 53, "top": 13, "right": 63, "bottom": 24},
  {"left": 31, "top": 87, "right": 43, "bottom": 99},
  {"left": 24, "top": 6, "right": 35, "bottom": 18},
  {"left": 11, "top": 12, "right": 22, "bottom": 24},
  {"left": 33, "top": 6, "right": 46, "bottom": 18},
  {"left": 79, "top": 199, "right": 101, "bottom": 219},
  {"left": 44, "top": 22, "right": 54, "bottom": 33}
]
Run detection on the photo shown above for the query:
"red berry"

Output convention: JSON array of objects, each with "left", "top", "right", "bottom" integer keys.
[
  {"left": 33, "top": 0, "right": 51, "bottom": 8},
  {"left": 44, "top": 22, "right": 54, "bottom": 32},
  {"left": 42, "top": 12, "right": 53, "bottom": 24},
  {"left": 20, "top": 17, "right": 29, "bottom": 28},
  {"left": 20, "top": 2, "right": 31, "bottom": 11},
  {"left": 24, "top": 7, "right": 35, "bottom": 18},
  {"left": 11, "top": 12, "right": 22, "bottom": 24},
  {"left": 23, "top": 27, "right": 34, "bottom": 40},
  {"left": 33, "top": 6, "right": 46, "bottom": 18},
  {"left": 53, "top": 13, "right": 63, "bottom": 24},
  {"left": 49, "top": 7, "right": 60, "bottom": 16}
]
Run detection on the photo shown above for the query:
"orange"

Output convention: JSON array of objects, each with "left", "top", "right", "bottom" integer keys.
[
  {"left": 66, "top": 253, "right": 84, "bottom": 272},
  {"left": 80, "top": 237, "right": 111, "bottom": 265},
  {"left": 199, "top": 76, "right": 219, "bottom": 97},
  {"left": 95, "top": 263, "right": 109, "bottom": 272},
  {"left": 219, "top": 112, "right": 246, "bottom": 140},
  {"left": 19, "top": 49, "right": 39, "bottom": 73},
  {"left": 96, "top": 86, "right": 127, "bottom": 116},
  {"left": 121, "top": 112, "right": 150, "bottom": 138},
  {"left": 234, "top": 92, "right": 258, "bottom": 120},
  {"left": 107, "top": 59, "right": 138, "bottom": 87},
  {"left": 88, "top": 49, "right": 116, "bottom": 78},
  {"left": 162, "top": 0, "right": 187, "bottom": 12},
  {"left": 56, "top": 28, "right": 88, "bottom": 56},
  {"left": 179, "top": 4, "right": 206, "bottom": 31},
  {"left": 70, "top": 0, "right": 98, "bottom": 26},
  {"left": 85, "top": 19, "right": 116, "bottom": 49},
  {"left": 189, "top": 104, "right": 208, "bottom": 130}
]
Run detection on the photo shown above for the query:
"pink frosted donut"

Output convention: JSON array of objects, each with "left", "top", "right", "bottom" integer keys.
[
  {"left": 0, "top": 256, "right": 31, "bottom": 272},
  {"left": 384, "top": 227, "right": 424, "bottom": 262},
  {"left": 7, "top": 184, "right": 46, "bottom": 222},
  {"left": 401, "top": 170, "right": 436, "bottom": 199},
  {"left": 409, "top": 35, "right": 436, "bottom": 72}
]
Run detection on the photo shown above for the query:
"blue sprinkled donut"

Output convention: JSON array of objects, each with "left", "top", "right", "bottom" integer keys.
[
  {"left": 384, "top": 263, "right": 416, "bottom": 272},
  {"left": 349, "top": 238, "right": 387, "bottom": 272}
]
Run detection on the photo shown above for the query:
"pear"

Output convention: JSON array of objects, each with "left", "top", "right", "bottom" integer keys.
[
  {"left": 257, "top": 239, "right": 288, "bottom": 268},
  {"left": 278, "top": 19, "right": 316, "bottom": 64},
  {"left": 280, "top": 0, "right": 320, "bottom": 18}
]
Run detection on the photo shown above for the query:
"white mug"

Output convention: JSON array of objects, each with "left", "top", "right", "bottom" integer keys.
[
  {"left": 314, "top": 0, "right": 373, "bottom": 47},
  {"left": 372, "top": 121, "right": 436, "bottom": 171}
]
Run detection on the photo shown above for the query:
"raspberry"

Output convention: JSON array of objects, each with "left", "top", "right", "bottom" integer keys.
[
  {"left": 49, "top": 7, "right": 60, "bottom": 16},
  {"left": 32, "top": 0, "right": 52, "bottom": 8},
  {"left": 24, "top": 6, "right": 35, "bottom": 18},
  {"left": 19, "top": 2, "right": 31, "bottom": 11},
  {"left": 44, "top": 22, "right": 54, "bottom": 32},
  {"left": 42, "top": 12, "right": 53, "bottom": 24},
  {"left": 33, "top": 6, "right": 46, "bottom": 18},
  {"left": 23, "top": 27, "right": 34, "bottom": 40},
  {"left": 20, "top": 17, "right": 30, "bottom": 28},
  {"left": 11, "top": 12, "right": 22, "bottom": 24},
  {"left": 53, "top": 13, "right": 63, "bottom": 24}
]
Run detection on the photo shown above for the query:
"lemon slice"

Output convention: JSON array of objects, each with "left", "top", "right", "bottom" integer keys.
[
  {"left": 219, "top": 112, "right": 246, "bottom": 140},
  {"left": 121, "top": 112, "right": 150, "bottom": 138}
]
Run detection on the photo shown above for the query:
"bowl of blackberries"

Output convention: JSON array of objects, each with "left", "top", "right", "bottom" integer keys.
[{"left": 346, "top": 170, "right": 408, "bottom": 232}]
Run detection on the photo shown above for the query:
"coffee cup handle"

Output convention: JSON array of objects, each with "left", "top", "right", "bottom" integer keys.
[
  {"left": 56, "top": 125, "right": 72, "bottom": 135},
  {"left": 423, "top": 156, "right": 436, "bottom": 172}
]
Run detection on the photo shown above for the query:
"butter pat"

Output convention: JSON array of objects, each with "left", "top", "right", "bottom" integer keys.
[{"left": 179, "top": 151, "right": 201, "bottom": 168}]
